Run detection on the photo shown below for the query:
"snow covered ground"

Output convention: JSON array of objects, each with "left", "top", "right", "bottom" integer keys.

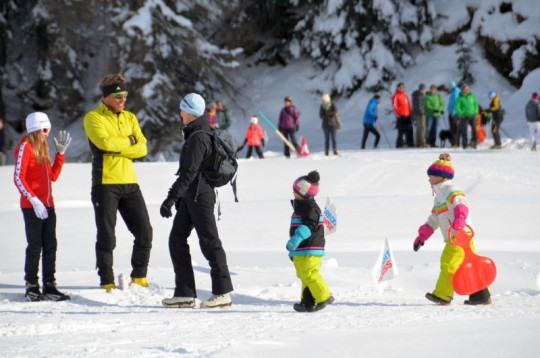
[{"left": 1, "top": 148, "right": 539, "bottom": 357}]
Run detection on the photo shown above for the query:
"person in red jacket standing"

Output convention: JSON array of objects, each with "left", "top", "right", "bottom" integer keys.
[
  {"left": 13, "top": 112, "right": 72, "bottom": 302},
  {"left": 391, "top": 82, "right": 414, "bottom": 148},
  {"left": 237, "top": 115, "right": 265, "bottom": 159}
]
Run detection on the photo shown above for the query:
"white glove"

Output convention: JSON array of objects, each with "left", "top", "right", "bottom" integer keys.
[
  {"left": 54, "top": 130, "right": 72, "bottom": 155},
  {"left": 29, "top": 197, "right": 48, "bottom": 220}
]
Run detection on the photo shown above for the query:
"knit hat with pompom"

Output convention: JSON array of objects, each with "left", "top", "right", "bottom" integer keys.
[
  {"left": 427, "top": 153, "right": 454, "bottom": 180},
  {"left": 293, "top": 170, "right": 320, "bottom": 198}
]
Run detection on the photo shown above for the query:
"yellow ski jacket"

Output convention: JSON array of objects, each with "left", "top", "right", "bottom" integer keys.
[{"left": 84, "top": 102, "right": 148, "bottom": 186}]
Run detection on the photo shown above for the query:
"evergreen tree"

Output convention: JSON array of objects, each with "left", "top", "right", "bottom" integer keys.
[{"left": 456, "top": 34, "right": 477, "bottom": 86}]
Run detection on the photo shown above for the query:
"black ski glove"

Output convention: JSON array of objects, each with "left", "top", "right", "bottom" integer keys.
[{"left": 160, "top": 196, "right": 176, "bottom": 218}]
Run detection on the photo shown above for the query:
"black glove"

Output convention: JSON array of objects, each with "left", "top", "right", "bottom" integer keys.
[
  {"left": 294, "top": 125, "right": 299, "bottom": 132},
  {"left": 261, "top": 139, "right": 265, "bottom": 147},
  {"left": 160, "top": 196, "right": 176, "bottom": 218}
]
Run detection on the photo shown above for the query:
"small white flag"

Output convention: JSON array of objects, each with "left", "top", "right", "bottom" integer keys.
[
  {"left": 323, "top": 197, "right": 337, "bottom": 235},
  {"left": 371, "top": 237, "right": 398, "bottom": 288}
]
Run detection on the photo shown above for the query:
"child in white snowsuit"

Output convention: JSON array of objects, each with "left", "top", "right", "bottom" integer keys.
[
  {"left": 287, "top": 170, "right": 334, "bottom": 312},
  {"left": 413, "top": 153, "right": 491, "bottom": 305}
]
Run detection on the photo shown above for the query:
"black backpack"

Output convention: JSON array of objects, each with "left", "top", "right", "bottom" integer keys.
[{"left": 192, "top": 128, "right": 238, "bottom": 189}]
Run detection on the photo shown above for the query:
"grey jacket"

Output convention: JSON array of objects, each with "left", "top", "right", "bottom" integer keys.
[
  {"left": 525, "top": 99, "right": 540, "bottom": 122},
  {"left": 412, "top": 90, "right": 425, "bottom": 116}
]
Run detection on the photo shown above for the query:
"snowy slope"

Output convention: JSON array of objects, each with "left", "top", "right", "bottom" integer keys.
[{"left": 1, "top": 149, "right": 539, "bottom": 357}]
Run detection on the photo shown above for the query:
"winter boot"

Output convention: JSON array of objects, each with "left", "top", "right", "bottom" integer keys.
[
  {"left": 101, "top": 283, "right": 118, "bottom": 293},
  {"left": 162, "top": 296, "right": 196, "bottom": 308},
  {"left": 293, "top": 302, "right": 316, "bottom": 312},
  {"left": 315, "top": 295, "right": 335, "bottom": 311},
  {"left": 333, "top": 149, "right": 339, "bottom": 156},
  {"left": 200, "top": 293, "right": 232, "bottom": 309},
  {"left": 425, "top": 292, "right": 451, "bottom": 306},
  {"left": 324, "top": 149, "right": 329, "bottom": 156},
  {"left": 464, "top": 289, "right": 491, "bottom": 305},
  {"left": 130, "top": 277, "right": 149, "bottom": 288},
  {"left": 25, "top": 282, "right": 42, "bottom": 302},
  {"left": 43, "top": 282, "right": 71, "bottom": 301}
]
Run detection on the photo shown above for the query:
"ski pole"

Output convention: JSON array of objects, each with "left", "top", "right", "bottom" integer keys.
[
  {"left": 377, "top": 122, "right": 392, "bottom": 148},
  {"left": 257, "top": 110, "right": 298, "bottom": 153}
]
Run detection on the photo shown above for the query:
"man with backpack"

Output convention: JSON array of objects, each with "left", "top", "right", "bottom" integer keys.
[{"left": 160, "top": 93, "right": 234, "bottom": 309}]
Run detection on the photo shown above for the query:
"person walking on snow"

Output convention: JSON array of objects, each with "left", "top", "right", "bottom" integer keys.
[
  {"left": 161, "top": 93, "right": 234, "bottom": 309},
  {"left": 525, "top": 92, "right": 540, "bottom": 151},
  {"left": 391, "top": 82, "right": 414, "bottom": 148},
  {"left": 319, "top": 93, "right": 341, "bottom": 156},
  {"left": 487, "top": 91, "right": 504, "bottom": 149},
  {"left": 278, "top": 96, "right": 300, "bottom": 158},
  {"left": 361, "top": 95, "right": 381, "bottom": 149},
  {"left": 425, "top": 85, "right": 445, "bottom": 147},
  {"left": 13, "top": 112, "right": 72, "bottom": 301},
  {"left": 237, "top": 115, "right": 265, "bottom": 159},
  {"left": 412, "top": 84, "right": 427, "bottom": 147},
  {"left": 83, "top": 73, "right": 153, "bottom": 292},
  {"left": 413, "top": 153, "right": 491, "bottom": 306},
  {"left": 287, "top": 170, "right": 334, "bottom": 312}
]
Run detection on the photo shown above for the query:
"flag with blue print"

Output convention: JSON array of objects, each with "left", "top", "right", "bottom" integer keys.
[
  {"left": 371, "top": 237, "right": 398, "bottom": 288},
  {"left": 323, "top": 197, "right": 337, "bottom": 235}
]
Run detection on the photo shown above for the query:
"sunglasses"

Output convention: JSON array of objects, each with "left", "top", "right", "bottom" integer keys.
[
  {"left": 42, "top": 128, "right": 50, "bottom": 134},
  {"left": 111, "top": 92, "right": 128, "bottom": 99}
]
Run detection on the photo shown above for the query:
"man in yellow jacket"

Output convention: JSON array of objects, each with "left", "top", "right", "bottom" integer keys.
[{"left": 84, "top": 73, "right": 153, "bottom": 291}]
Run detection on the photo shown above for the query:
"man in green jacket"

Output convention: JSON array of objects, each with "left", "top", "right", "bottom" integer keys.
[
  {"left": 455, "top": 85, "right": 479, "bottom": 149},
  {"left": 425, "top": 85, "right": 445, "bottom": 147}
]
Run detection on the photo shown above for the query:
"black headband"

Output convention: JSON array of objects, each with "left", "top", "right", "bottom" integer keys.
[{"left": 102, "top": 82, "right": 127, "bottom": 98}]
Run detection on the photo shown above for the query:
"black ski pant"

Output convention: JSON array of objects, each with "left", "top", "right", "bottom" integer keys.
[
  {"left": 448, "top": 114, "right": 459, "bottom": 146},
  {"left": 396, "top": 116, "right": 414, "bottom": 148},
  {"left": 246, "top": 145, "right": 264, "bottom": 159},
  {"left": 168, "top": 191, "right": 233, "bottom": 297},
  {"left": 280, "top": 128, "right": 299, "bottom": 158},
  {"left": 22, "top": 208, "right": 57, "bottom": 285},
  {"left": 457, "top": 116, "right": 478, "bottom": 149},
  {"left": 361, "top": 124, "right": 380, "bottom": 149},
  {"left": 91, "top": 184, "right": 153, "bottom": 285},
  {"left": 491, "top": 111, "right": 503, "bottom": 147}
]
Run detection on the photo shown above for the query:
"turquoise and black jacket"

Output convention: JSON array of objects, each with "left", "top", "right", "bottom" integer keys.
[{"left": 288, "top": 198, "right": 325, "bottom": 257}]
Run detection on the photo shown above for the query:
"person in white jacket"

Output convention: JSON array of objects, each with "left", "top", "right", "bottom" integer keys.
[{"left": 413, "top": 153, "right": 491, "bottom": 306}]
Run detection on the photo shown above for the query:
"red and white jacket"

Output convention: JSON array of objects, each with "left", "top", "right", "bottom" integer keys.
[{"left": 13, "top": 137, "right": 64, "bottom": 209}]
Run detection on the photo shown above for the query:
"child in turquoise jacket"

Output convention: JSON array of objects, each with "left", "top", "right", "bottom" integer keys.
[{"left": 287, "top": 170, "right": 334, "bottom": 312}]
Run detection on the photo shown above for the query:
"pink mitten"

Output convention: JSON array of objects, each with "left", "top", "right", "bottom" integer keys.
[
  {"left": 413, "top": 224, "right": 434, "bottom": 251},
  {"left": 452, "top": 204, "right": 469, "bottom": 230}
]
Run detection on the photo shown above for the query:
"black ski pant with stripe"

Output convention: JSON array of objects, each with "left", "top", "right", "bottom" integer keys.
[{"left": 91, "top": 184, "right": 153, "bottom": 286}]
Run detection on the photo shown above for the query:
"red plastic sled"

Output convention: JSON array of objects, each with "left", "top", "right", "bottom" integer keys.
[{"left": 449, "top": 226, "right": 497, "bottom": 295}]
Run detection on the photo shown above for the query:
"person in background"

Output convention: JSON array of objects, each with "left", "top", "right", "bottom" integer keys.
[
  {"left": 278, "top": 96, "right": 300, "bottom": 158},
  {"left": 216, "top": 100, "right": 231, "bottom": 130},
  {"left": 425, "top": 85, "right": 445, "bottom": 147},
  {"left": 0, "top": 118, "right": 8, "bottom": 166},
  {"left": 391, "top": 82, "right": 414, "bottom": 148},
  {"left": 13, "top": 112, "right": 72, "bottom": 301},
  {"left": 413, "top": 153, "right": 491, "bottom": 306},
  {"left": 287, "top": 170, "right": 334, "bottom": 312},
  {"left": 447, "top": 81, "right": 461, "bottom": 147},
  {"left": 237, "top": 115, "right": 265, "bottom": 159},
  {"left": 487, "top": 91, "right": 504, "bottom": 149},
  {"left": 525, "top": 92, "right": 540, "bottom": 151},
  {"left": 205, "top": 102, "right": 220, "bottom": 129},
  {"left": 361, "top": 95, "right": 381, "bottom": 149},
  {"left": 161, "top": 93, "right": 234, "bottom": 309},
  {"left": 83, "top": 73, "right": 153, "bottom": 292},
  {"left": 319, "top": 93, "right": 340, "bottom": 156},
  {"left": 455, "top": 84, "right": 479, "bottom": 149},
  {"left": 412, "top": 84, "right": 427, "bottom": 148}
]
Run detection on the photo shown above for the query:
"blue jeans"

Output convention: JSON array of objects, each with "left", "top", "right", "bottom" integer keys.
[
  {"left": 426, "top": 116, "right": 440, "bottom": 147},
  {"left": 323, "top": 126, "right": 337, "bottom": 152}
]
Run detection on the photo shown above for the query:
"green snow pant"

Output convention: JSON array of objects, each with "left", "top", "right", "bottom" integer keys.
[{"left": 293, "top": 256, "right": 332, "bottom": 304}]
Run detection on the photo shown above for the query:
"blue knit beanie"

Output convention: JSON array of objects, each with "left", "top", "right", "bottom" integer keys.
[{"left": 180, "top": 93, "right": 205, "bottom": 117}]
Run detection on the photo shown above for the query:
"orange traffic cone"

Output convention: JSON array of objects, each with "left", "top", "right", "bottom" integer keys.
[{"left": 299, "top": 135, "right": 310, "bottom": 157}]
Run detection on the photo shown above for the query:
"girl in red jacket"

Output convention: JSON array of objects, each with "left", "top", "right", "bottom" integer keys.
[
  {"left": 238, "top": 115, "right": 265, "bottom": 159},
  {"left": 13, "top": 112, "right": 72, "bottom": 301}
]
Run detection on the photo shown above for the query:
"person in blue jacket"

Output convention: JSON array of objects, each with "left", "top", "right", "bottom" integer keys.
[
  {"left": 361, "top": 95, "right": 381, "bottom": 149},
  {"left": 447, "top": 82, "right": 461, "bottom": 147}
]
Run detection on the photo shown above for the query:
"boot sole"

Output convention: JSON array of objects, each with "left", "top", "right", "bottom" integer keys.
[
  {"left": 200, "top": 302, "right": 232, "bottom": 309},
  {"left": 425, "top": 293, "right": 451, "bottom": 306},
  {"left": 162, "top": 301, "right": 196, "bottom": 308},
  {"left": 43, "top": 294, "right": 71, "bottom": 301}
]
